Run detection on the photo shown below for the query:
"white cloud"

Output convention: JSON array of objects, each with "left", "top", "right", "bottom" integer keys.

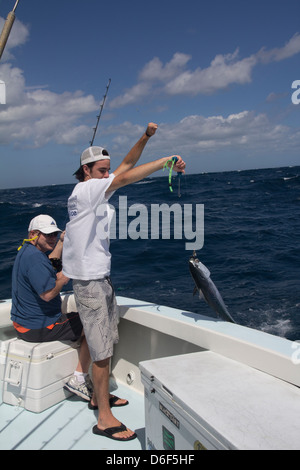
[
  {"left": 0, "top": 19, "right": 99, "bottom": 148},
  {"left": 257, "top": 33, "right": 300, "bottom": 63},
  {"left": 1, "top": 16, "right": 299, "bottom": 162},
  {"left": 139, "top": 53, "right": 192, "bottom": 82},
  {"left": 110, "top": 33, "right": 300, "bottom": 107},
  {"left": 165, "top": 52, "right": 256, "bottom": 95},
  {"left": 0, "top": 62, "right": 25, "bottom": 104},
  {"left": 135, "top": 111, "right": 295, "bottom": 158},
  {"left": 0, "top": 75, "right": 99, "bottom": 147},
  {"left": 108, "top": 82, "right": 151, "bottom": 108},
  {"left": 95, "top": 110, "right": 298, "bottom": 165}
]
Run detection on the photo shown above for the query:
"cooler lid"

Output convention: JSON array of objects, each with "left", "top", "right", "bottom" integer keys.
[
  {"left": 140, "top": 351, "right": 300, "bottom": 450},
  {"left": 1, "top": 338, "right": 78, "bottom": 361}
]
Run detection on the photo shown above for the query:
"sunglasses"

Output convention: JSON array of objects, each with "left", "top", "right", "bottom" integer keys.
[{"left": 41, "top": 232, "right": 59, "bottom": 238}]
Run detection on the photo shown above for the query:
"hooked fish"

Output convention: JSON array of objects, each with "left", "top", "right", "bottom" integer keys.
[{"left": 189, "top": 251, "right": 235, "bottom": 323}]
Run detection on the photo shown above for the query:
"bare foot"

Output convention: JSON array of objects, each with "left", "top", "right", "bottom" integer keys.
[
  {"left": 90, "top": 394, "right": 128, "bottom": 408},
  {"left": 95, "top": 416, "right": 136, "bottom": 440}
]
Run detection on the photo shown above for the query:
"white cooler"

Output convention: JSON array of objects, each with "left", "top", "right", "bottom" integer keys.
[
  {"left": 140, "top": 351, "right": 300, "bottom": 450},
  {"left": 0, "top": 338, "right": 80, "bottom": 412}
]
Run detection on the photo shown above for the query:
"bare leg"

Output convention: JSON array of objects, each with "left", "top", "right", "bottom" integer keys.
[
  {"left": 92, "top": 358, "right": 135, "bottom": 440},
  {"left": 75, "top": 336, "right": 91, "bottom": 373}
]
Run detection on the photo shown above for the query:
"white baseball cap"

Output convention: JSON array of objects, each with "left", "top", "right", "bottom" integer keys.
[
  {"left": 28, "top": 215, "right": 62, "bottom": 234},
  {"left": 81, "top": 146, "right": 110, "bottom": 165},
  {"left": 74, "top": 146, "right": 110, "bottom": 174}
]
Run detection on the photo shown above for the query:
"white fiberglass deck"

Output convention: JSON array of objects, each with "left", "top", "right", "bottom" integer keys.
[
  {"left": 1, "top": 295, "right": 300, "bottom": 451},
  {"left": 0, "top": 381, "right": 145, "bottom": 450}
]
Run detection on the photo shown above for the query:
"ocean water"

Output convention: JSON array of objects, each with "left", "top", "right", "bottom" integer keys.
[{"left": 0, "top": 166, "right": 299, "bottom": 341}]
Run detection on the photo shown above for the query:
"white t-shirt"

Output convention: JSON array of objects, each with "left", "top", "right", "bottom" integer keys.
[{"left": 62, "top": 175, "right": 116, "bottom": 280}]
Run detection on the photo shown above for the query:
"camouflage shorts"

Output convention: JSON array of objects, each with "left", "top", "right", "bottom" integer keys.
[{"left": 72, "top": 277, "right": 119, "bottom": 362}]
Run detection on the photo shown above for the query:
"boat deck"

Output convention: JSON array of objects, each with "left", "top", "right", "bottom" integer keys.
[
  {"left": 0, "top": 381, "right": 145, "bottom": 450},
  {"left": 1, "top": 295, "right": 300, "bottom": 450}
]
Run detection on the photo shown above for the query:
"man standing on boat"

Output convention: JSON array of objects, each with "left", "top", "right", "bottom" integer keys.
[{"left": 62, "top": 123, "right": 185, "bottom": 442}]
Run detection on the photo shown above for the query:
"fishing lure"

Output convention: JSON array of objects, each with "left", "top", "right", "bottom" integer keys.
[{"left": 163, "top": 156, "right": 183, "bottom": 197}]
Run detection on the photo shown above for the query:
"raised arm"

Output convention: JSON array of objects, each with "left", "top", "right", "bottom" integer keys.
[
  {"left": 108, "top": 155, "right": 185, "bottom": 192},
  {"left": 113, "top": 123, "right": 158, "bottom": 176}
]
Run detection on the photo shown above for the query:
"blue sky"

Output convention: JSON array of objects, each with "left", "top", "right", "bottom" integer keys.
[{"left": 0, "top": 0, "right": 299, "bottom": 188}]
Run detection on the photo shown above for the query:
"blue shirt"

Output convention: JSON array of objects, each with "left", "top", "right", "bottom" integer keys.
[{"left": 11, "top": 243, "right": 61, "bottom": 329}]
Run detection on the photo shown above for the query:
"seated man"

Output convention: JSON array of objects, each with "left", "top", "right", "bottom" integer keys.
[{"left": 11, "top": 214, "right": 92, "bottom": 400}]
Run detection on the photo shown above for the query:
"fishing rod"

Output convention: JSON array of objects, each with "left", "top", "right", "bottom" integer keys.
[
  {"left": 0, "top": 0, "right": 20, "bottom": 60},
  {"left": 90, "top": 78, "right": 111, "bottom": 146}
]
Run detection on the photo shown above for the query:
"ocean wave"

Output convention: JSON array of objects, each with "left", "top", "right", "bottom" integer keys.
[
  {"left": 134, "top": 180, "right": 154, "bottom": 185},
  {"left": 260, "top": 318, "right": 294, "bottom": 338},
  {"left": 1, "top": 165, "right": 299, "bottom": 340}
]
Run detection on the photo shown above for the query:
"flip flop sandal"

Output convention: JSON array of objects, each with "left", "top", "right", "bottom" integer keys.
[
  {"left": 88, "top": 395, "right": 129, "bottom": 410},
  {"left": 109, "top": 395, "right": 129, "bottom": 407},
  {"left": 92, "top": 423, "right": 137, "bottom": 441}
]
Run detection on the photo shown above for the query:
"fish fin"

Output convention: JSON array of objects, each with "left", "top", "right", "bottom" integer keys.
[
  {"left": 193, "top": 286, "right": 206, "bottom": 300},
  {"left": 199, "top": 290, "right": 205, "bottom": 300}
]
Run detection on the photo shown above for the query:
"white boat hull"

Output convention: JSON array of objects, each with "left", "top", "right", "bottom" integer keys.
[{"left": 1, "top": 293, "right": 300, "bottom": 450}]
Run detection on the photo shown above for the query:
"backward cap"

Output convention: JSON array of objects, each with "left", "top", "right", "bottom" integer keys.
[
  {"left": 73, "top": 146, "right": 110, "bottom": 175},
  {"left": 80, "top": 146, "right": 110, "bottom": 166}
]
